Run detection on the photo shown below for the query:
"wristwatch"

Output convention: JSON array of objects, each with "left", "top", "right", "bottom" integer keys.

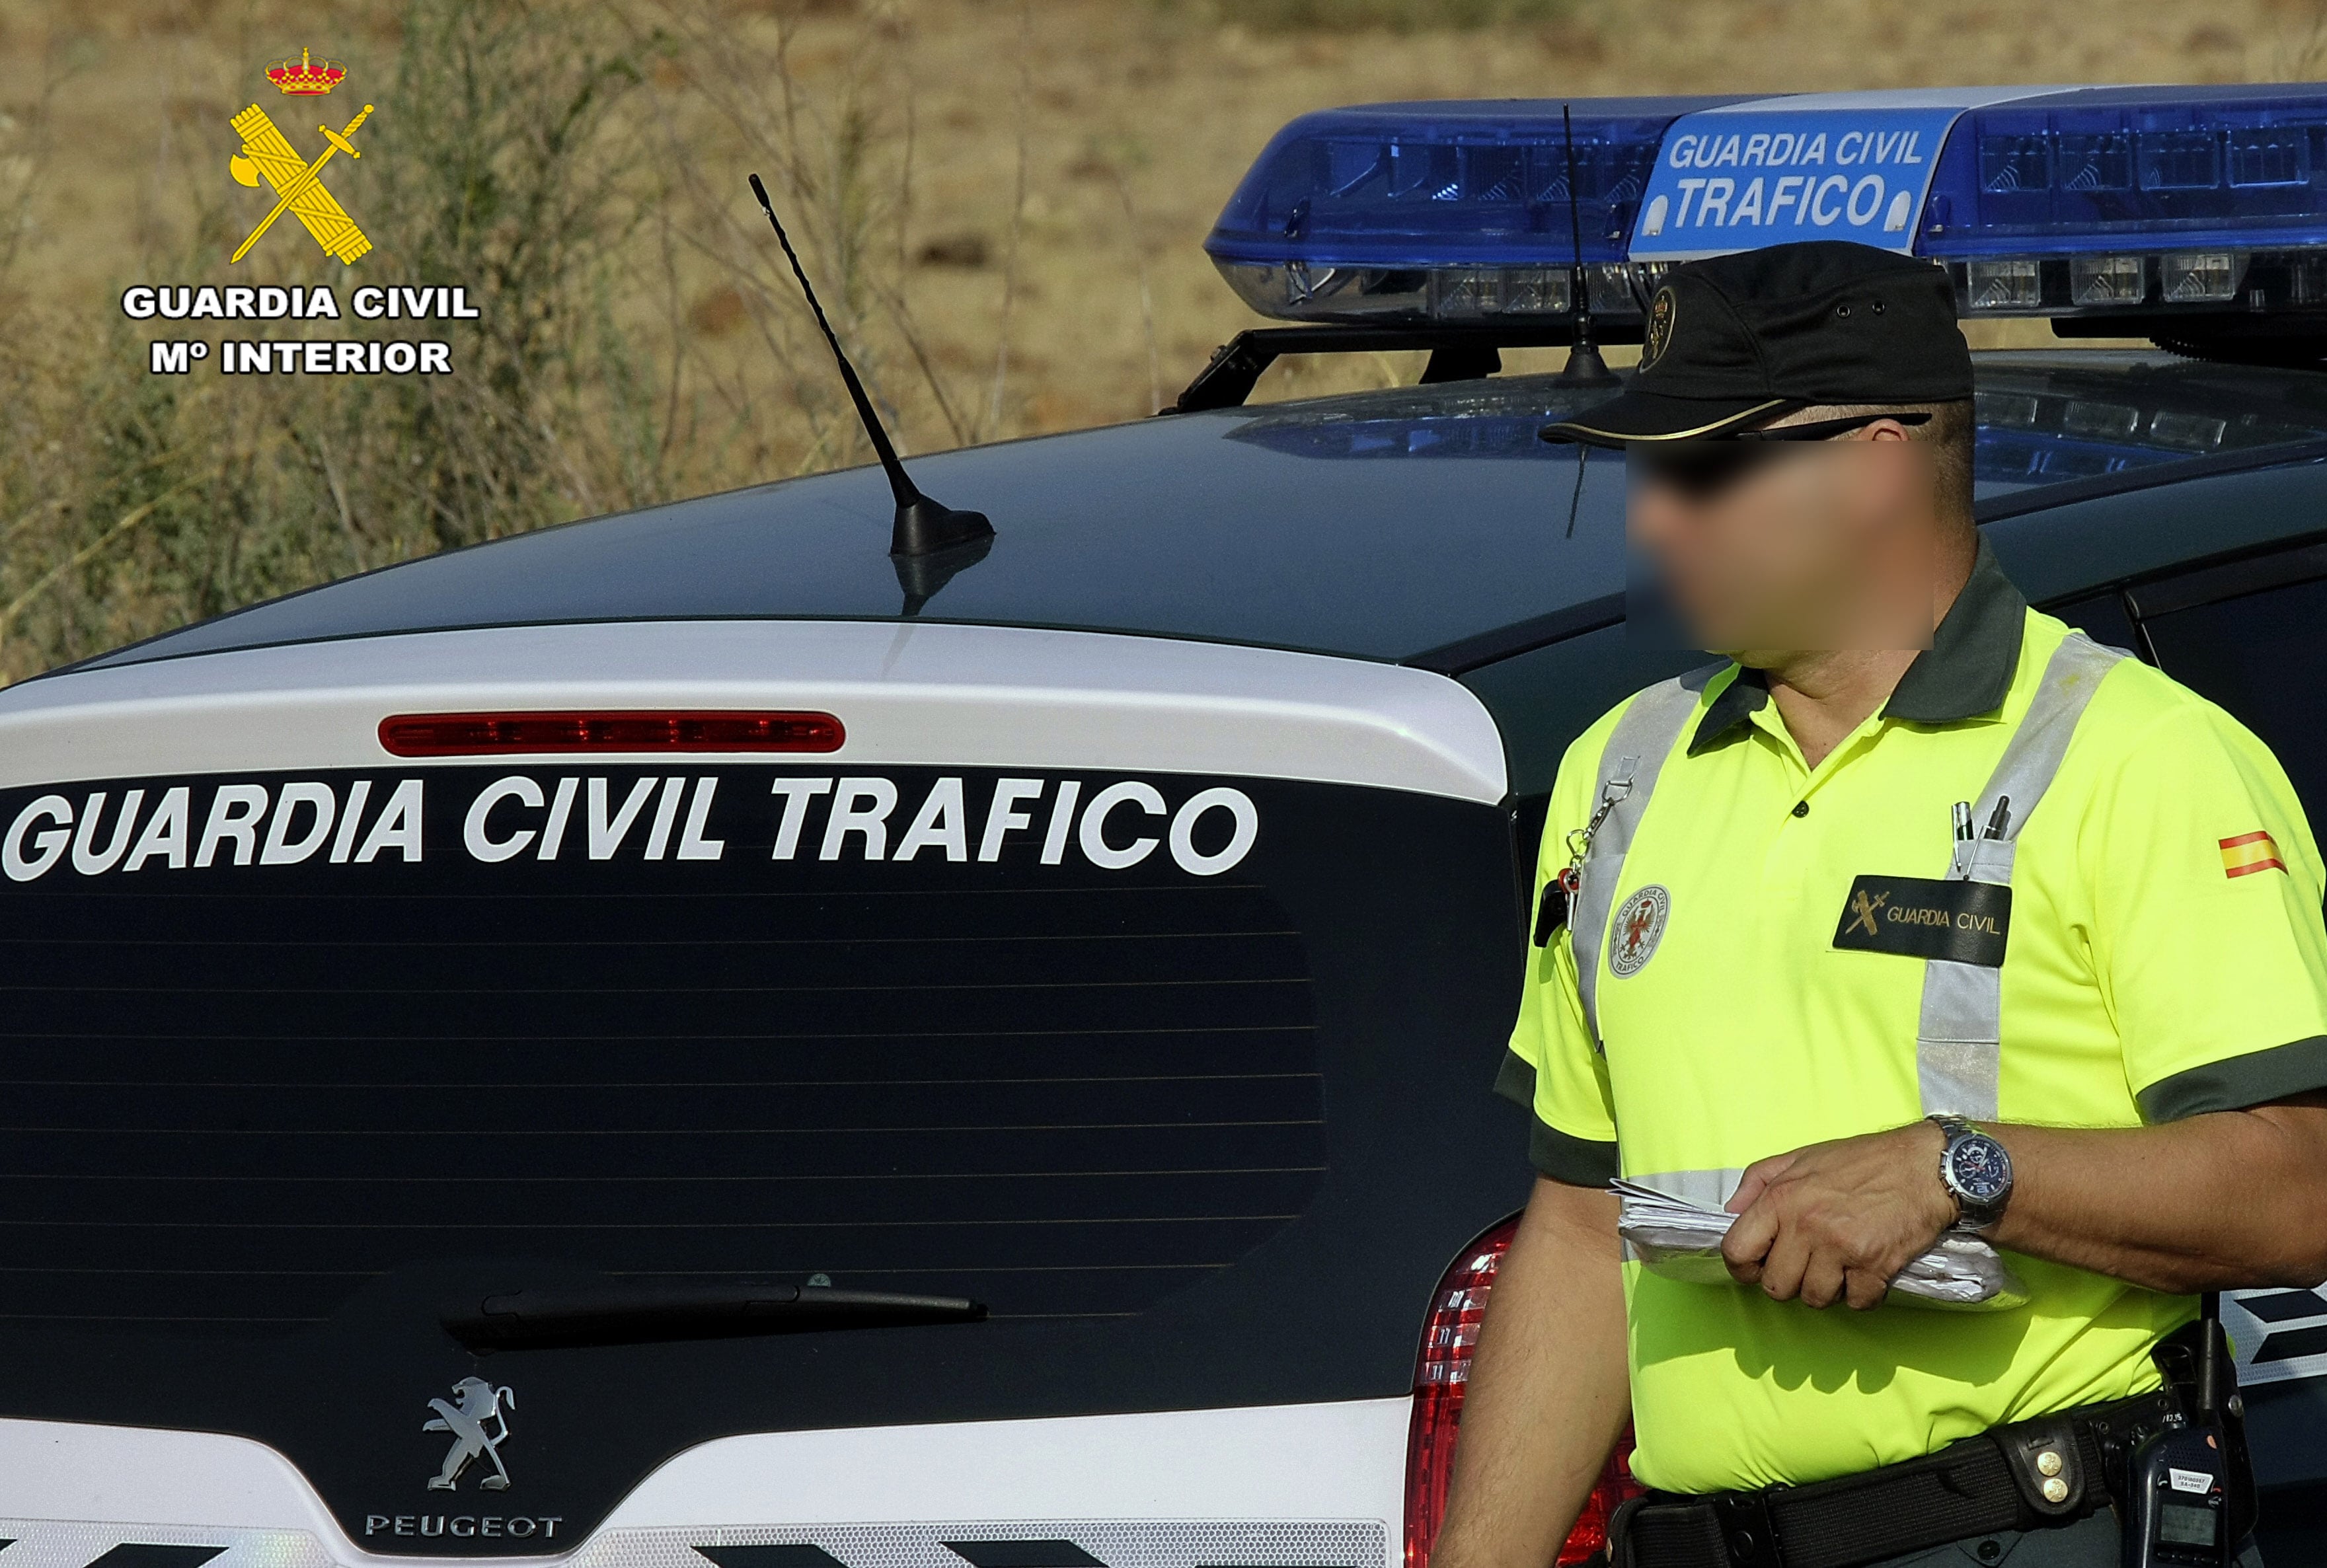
[{"left": 1930, "top": 1114, "right": 2014, "bottom": 1232}]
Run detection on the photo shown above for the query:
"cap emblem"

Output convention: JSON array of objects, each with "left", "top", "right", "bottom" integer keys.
[{"left": 1640, "top": 286, "right": 1677, "bottom": 370}]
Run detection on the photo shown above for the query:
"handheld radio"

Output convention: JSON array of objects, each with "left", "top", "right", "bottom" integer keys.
[{"left": 2121, "top": 1293, "right": 2252, "bottom": 1567}]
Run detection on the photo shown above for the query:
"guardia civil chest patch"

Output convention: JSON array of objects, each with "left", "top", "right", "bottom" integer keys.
[{"left": 1832, "top": 874, "right": 2011, "bottom": 967}]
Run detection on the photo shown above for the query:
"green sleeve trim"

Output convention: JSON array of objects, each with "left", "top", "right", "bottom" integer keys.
[
  {"left": 1530, "top": 1119, "right": 1622, "bottom": 1187},
  {"left": 1492, "top": 1049, "right": 1620, "bottom": 1186},
  {"left": 2137, "top": 1035, "right": 2327, "bottom": 1122},
  {"left": 1493, "top": 1047, "right": 1537, "bottom": 1109}
]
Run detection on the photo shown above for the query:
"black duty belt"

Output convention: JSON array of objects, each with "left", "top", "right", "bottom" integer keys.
[{"left": 1610, "top": 1389, "right": 2178, "bottom": 1568}]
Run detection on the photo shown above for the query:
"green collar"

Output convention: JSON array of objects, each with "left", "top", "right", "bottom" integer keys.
[{"left": 1687, "top": 536, "right": 2028, "bottom": 757}]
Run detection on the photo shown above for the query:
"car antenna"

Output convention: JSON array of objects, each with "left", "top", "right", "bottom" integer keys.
[
  {"left": 1564, "top": 435, "right": 1589, "bottom": 539},
  {"left": 1554, "top": 105, "right": 1619, "bottom": 388},
  {"left": 747, "top": 174, "right": 995, "bottom": 583}
]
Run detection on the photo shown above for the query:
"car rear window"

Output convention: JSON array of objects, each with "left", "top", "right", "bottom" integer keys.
[{"left": 0, "top": 765, "right": 1332, "bottom": 1331}]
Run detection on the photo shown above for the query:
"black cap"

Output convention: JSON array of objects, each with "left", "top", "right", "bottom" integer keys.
[{"left": 1541, "top": 241, "right": 1971, "bottom": 447}]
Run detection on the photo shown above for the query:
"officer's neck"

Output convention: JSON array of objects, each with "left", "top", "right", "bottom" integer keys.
[
  {"left": 1748, "top": 529, "right": 1978, "bottom": 771},
  {"left": 1755, "top": 650, "right": 1919, "bottom": 769}
]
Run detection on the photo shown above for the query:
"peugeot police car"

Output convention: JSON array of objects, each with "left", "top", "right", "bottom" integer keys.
[{"left": 5, "top": 83, "right": 2327, "bottom": 1568}]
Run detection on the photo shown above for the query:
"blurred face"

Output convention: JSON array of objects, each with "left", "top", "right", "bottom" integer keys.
[{"left": 1624, "top": 425, "right": 1944, "bottom": 660}]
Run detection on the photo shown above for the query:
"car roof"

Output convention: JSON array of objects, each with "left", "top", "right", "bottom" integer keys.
[{"left": 59, "top": 349, "right": 2327, "bottom": 678}]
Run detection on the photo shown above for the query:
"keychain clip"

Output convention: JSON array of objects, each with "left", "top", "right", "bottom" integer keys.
[{"left": 1537, "top": 758, "right": 1638, "bottom": 948}]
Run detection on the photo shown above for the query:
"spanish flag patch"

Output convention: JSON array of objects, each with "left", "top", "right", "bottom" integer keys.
[{"left": 2220, "top": 831, "right": 2288, "bottom": 878}]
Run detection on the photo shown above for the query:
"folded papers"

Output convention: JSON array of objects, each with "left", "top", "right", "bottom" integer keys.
[{"left": 1612, "top": 1178, "right": 2030, "bottom": 1310}]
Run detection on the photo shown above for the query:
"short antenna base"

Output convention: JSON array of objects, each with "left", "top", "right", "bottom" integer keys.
[
  {"left": 1556, "top": 336, "right": 1621, "bottom": 387},
  {"left": 893, "top": 531, "right": 995, "bottom": 617},
  {"left": 892, "top": 493, "right": 995, "bottom": 560}
]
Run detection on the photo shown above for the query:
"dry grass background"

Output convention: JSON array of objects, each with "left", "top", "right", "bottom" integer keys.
[{"left": 3, "top": 0, "right": 2327, "bottom": 681}]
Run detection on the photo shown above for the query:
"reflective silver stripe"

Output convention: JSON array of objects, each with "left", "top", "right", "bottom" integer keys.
[
  {"left": 1572, "top": 669, "right": 1718, "bottom": 1046},
  {"left": 1617, "top": 1166, "right": 1746, "bottom": 1263},
  {"left": 1624, "top": 1168, "right": 1745, "bottom": 1207},
  {"left": 1917, "top": 634, "right": 2123, "bottom": 1118}
]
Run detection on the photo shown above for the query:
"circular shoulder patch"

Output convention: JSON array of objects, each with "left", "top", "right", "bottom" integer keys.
[{"left": 1608, "top": 883, "right": 1671, "bottom": 978}]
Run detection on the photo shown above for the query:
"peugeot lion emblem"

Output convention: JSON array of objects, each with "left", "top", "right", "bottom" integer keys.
[{"left": 424, "top": 1377, "right": 516, "bottom": 1491}]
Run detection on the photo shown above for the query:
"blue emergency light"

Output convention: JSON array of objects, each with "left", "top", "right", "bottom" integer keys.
[
  {"left": 1205, "top": 85, "right": 2327, "bottom": 328},
  {"left": 1205, "top": 96, "right": 1748, "bottom": 322}
]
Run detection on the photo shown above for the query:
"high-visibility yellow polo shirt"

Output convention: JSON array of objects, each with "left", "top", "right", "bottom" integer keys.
[{"left": 1499, "top": 540, "right": 2327, "bottom": 1495}]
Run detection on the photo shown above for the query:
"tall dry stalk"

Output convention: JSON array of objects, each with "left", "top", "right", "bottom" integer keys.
[
  {"left": 985, "top": 0, "right": 1035, "bottom": 439},
  {"left": 644, "top": 0, "right": 971, "bottom": 467},
  {"left": 2273, "top": 1, "right": 2327, "bottom": 78},
  {"left": 1108, "top": 165, "right": 1163, "bottom": 417}
]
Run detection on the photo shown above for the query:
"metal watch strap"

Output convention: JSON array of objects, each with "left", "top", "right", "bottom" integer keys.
[{"left": 1931, "top": 1114, "right": 2008, "bottom": 1230}]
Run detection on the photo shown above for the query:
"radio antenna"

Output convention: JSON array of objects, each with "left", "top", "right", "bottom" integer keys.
[
  {"left": 748, "top": 174, "right": 993, "bottom": 568},
  {"left": 1554, "top": 106, "right": 1618, "bottom": 388}
]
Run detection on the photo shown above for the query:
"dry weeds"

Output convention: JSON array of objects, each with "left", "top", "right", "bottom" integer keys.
[{"left": 0, "top": 0, "right": 2321, "bottom": 678}]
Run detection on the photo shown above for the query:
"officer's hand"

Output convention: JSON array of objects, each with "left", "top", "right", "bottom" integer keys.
[{"left": 1719, "top": 1123, "right": 1955, "bottom": 1310}]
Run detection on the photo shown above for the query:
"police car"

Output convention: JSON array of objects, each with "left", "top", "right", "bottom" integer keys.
[{"left": 4, "top": 82, "right": 2327, "bottom": 1568}]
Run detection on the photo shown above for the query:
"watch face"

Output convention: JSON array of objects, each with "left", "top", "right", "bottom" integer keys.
[{"left": 1948, "top": 1135, "right": 2012, "bottom": 1203}]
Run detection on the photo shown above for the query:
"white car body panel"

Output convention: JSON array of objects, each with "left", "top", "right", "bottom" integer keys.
[
  {"left": 0, "top": 1399, "right": 1407, "bottom": 1567},
  {"left": 0, "top": 621, "right": 1507, "bottom": 805}
]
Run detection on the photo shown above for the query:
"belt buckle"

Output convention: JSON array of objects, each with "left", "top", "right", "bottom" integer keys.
[{"left": 1710, "top": 1490, "right": 1783, "bottom": 1568}]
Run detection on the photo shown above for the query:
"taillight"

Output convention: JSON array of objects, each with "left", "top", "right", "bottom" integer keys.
[
  {"left": 379, "top": 710, "right": 845, "bottom": 757},
  {"left": 1404, "top": 1214, "right": 1644, "bottom": 1568},
  {"left": 1558, "top": 1438, "right": 1644, "bottom": 1567}
]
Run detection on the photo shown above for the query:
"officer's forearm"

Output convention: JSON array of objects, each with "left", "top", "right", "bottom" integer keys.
[
  {"left": 1985, "top": 1095, "right": 2327, "bottom": 1293},
  {"left": 1430, "top": 1177, "right": 1630, "bottom": 1568}
]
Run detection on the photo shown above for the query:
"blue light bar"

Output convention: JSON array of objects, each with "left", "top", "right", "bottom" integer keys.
[
  {"left": 1204, "top": 97, "right": 1748, "bottom": 322},
  {"left": 1925, "top": 87, "right": 2327, "bottom": 253},
  {"left": 1921, "top": 85, "right": 2327, "bottom": 315},
  {"left": 1209, "top": 85, "right": 2327, "bottom": 329}
]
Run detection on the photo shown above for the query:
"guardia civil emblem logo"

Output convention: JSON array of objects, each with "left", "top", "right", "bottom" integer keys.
[
  {"left": 1640, "top": 285, "right": 1677, "bottom": 370},
  {"left": 227, "top": 48, "right": 375, "bottom": 265},
  {"left": 1608, "top": 883, "right": 1669, "bottom": 977}
]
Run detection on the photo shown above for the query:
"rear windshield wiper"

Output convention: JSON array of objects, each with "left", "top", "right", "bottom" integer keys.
[{"left": 443, "top": 1282, "right": 986, "bottom": 1351}]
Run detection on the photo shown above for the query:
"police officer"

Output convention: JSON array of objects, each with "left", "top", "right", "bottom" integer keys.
[{"left": 1429, "top": 242, "right": 2327, "bottom": 1568}]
